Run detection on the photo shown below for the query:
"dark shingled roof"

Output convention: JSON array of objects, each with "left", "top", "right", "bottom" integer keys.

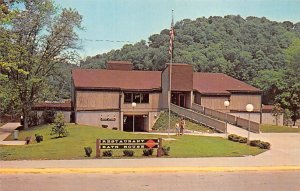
[
  {"left": 72, "top": 69, "right": 161, "bottom": 91},
  {"left": 72, "top": 69, "right": 261, "bottom": 94},
  {"left": 193, "top": 73, "right": 261, "bottom": 95}
]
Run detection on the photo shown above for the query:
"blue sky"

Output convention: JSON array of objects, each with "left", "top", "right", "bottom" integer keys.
[{"left": 55, "top": 0, "right": 300, "bottom": 57}]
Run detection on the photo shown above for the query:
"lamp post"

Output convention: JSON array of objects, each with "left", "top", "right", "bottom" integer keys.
[
  {"left": 224, "top": 100, "right": 230, "bottom": 135},
  {"left": 246, "top": 104, "right": 254, "bottom": 144},
  {"left": 132, "top": 102, "right": 136, "bottom": 132}
]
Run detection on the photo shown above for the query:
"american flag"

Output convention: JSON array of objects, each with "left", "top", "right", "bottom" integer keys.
[{"left": 169, "top": 19, "right": 174, "bottom": 55}]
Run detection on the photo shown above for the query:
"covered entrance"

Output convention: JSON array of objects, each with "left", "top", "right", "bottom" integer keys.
[
  {"left": 123, "top": 115, "right": 147, "bottom": 132},
  {"left": 171, "top": 92, "right": 186, "bottom": 108}
]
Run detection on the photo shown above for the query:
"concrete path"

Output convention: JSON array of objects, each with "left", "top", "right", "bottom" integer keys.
[{"left": 0, "top": 123, "right": 26, "bottom": 145}]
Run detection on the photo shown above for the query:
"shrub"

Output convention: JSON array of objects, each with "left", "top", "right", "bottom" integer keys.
[
  {"left": 250, "top": 140, "right": 261, "bottom": 147},
  {"left": 250, "top": 140, "right": 271, "bottom": 149},
  {"left": 123, "top": 150, "right": 134, "bottom": 157},
  {"left": 102, "top": 150, "right": 113, "bottom": 157},
  {"left": 28, "top": 112, "right": 39, "bottom": 127},
  {"left": 258, "top": 141, "right": 271, "bottom": 149},
  {"left": 228, "top": 134, "right": 240, "bottom": 142},
  {"left": 228, "top": 134, "right": 247, "bottom": 143},
  {"left": 238, "top": 137, "right": 247, "bottom": 143},
  {"left": 50, "top": 112, "right": 69, "bottom": 138},
  {"left": 162, "top": 146, "right": 170, "bottom": 156},
  {"left": 112, "top": 127, "right": 118, "bottom": 130},
  {"left": 84, "top": 147, "right": 92, "bottom": 157},
  {"left": 42, "top": 109, "right": 56, "bottom": 123},
  {"left": 143, "top": 149, "right": 154, "bottom": 156},
  {"left": 35, "top": 134, "right": 43, "bottom": 143}
]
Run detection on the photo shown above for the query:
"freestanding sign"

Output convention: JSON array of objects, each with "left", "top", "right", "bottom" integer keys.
[{"left": 96, "top": 138, "right": 163, "bottom": 158}]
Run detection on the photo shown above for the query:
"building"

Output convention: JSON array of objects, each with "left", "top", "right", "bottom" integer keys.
[{"left": 71, "top": 61, "right": 263, "bottom": 131}]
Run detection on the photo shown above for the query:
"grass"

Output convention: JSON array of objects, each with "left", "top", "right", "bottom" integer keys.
[
  {"left": 153, "top": 111, "right": 215, "bottom": 133},
  {"left": 260, "top": 124, "right": 300, "bottom": 133},
  {"left": 0, "top": 124, "right": 265, "bottom": 160}
]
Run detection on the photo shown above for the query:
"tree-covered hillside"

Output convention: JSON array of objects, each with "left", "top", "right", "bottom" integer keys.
[
  {"left": 80, "top": 15, "right": 300, "bottom": 124},
  {"left": 81, "top": 16, "right": 299, "bottom": 81}
]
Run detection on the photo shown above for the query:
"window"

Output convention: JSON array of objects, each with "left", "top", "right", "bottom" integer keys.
[
  {"left": 133, "top": 93, "right": 141, "bottom": 103},
  {"left": 141, "top": 93, "right": 149, "bottom": 103},
  {"left": 124, "top": 92, "right": 149, "bottom": 104},
  {"left": 124, "top": 93, "right": 132, "bottom": 103}
]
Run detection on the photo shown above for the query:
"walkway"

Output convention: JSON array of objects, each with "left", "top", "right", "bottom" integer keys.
[{"left": 0, "top": 123, "right": 26, "bottom": 145}]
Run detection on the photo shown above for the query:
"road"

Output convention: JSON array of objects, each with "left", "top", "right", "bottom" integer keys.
[{"left": 1, "top": 171, "right": 299, "bottom": 191}]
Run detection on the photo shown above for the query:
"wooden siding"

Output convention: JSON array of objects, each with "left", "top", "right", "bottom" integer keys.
[
  {"left": 200, "top": 94, "right": 261, "bottom": 112},
  {"left": 262, "top": 113, "right": 284, "bottom": 126},
  {"left": 200, "top": 96, "right": 229, "bottom": 110},
  {"left": 76, "top": 91, "right": 119, "bottom": 110},
  {"left": 121, "top": 93, "right": 161, "bottom": 112},
  {"left": 230, "top": 94, "right": 261, "bottom": 111}
]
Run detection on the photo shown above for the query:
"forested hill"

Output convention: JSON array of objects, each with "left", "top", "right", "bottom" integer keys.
[
  {"left": 79, "top": 15, "right": 300, "bottom": 112},
  {"left": 80, "top": 15, "right": 300, "bottom": 81}
]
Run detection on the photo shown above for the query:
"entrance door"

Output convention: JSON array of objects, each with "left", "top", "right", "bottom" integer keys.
[
  {"left": 123, "top": 115, "right": 145, "bottom": 132},
  {"left": 179, "top": 94, "right": 186, "bottom": 107}
]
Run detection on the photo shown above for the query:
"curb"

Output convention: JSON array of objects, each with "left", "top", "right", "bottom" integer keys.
[{"left": 1, "top": 166, "right": 300, "bottom": 174}]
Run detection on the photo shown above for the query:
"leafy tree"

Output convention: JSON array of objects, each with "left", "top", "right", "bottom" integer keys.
[
  {"left": 271, "top": 103, "right": 283, "bottom": 126},
  {"left": 50, "top": 112, "right": 68, "bottom": 138},
  {"left": 0, "top": 0, "right": 82, "bottom": 128}
]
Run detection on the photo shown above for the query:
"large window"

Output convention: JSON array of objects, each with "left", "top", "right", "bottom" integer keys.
[
  {"left": 124, "top": 93, "right": 132, "bottom": 103},
  {"left": 141, "top": 93, "right": 149, "bottom": 103},
  {"left": 124, "top": 92, "right": 149, "bottom": 104}
]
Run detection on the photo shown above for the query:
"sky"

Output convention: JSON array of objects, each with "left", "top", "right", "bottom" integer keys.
[{"left": 55, "top": 0, "right": 300, "bottom": 58}]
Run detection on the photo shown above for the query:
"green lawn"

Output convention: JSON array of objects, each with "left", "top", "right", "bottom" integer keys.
[
  {"left": 0, "top": 124, "right": 264, "bottom": 160},
  {"left": 260, "top": 124, "right": 300, "bottom": 133},
  {"left": 153, "top": 111, "right": 216, "bottom": 133}
]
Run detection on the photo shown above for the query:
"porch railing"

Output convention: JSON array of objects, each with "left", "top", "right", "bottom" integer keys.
[
  {"left": 191, "top": 103, "right": 260, "bottom": 133},
  {"left": 171, "top": 104, "right": 226, "bottom": 133}
]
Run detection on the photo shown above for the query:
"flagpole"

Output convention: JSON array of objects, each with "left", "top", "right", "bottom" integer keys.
[{"left": 168, "top": 10, "right": 174, "bottom": 138}]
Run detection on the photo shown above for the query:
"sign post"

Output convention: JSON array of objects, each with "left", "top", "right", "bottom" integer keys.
[
  {"left": 157, "top": 138, "right": 163, "bottom": 157},
  {"left": 96, "top": 139, "right": 100, "bottom": 158}
]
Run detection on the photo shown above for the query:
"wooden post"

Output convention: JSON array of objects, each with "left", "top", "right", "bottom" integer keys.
[
  {"left": 157, "top": 138, "right": 163, "bottom": 157},
  {"left": 96, "top": 139, "right": 101, "bottom": 158}
]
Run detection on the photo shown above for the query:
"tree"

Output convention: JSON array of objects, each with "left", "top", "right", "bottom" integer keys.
[
  {"left": 271, "top": 103, "right": 283, "bottom": 126},
  {"left": 275, "top": 38, "right": 300, "bottom": 126},
  {"left": 50, "top": 112, "right": 68, "bottom": 138},
  {"left": 0, "top": 0, "right": 82, "bottom": 128}
]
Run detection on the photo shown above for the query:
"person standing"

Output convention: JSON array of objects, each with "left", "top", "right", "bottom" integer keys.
[
  {"left": 175, "top": 122, "right": 180, "bottom": 136},
  {"left": 180, "top": 117, "right": 185, "bottom": 135}
]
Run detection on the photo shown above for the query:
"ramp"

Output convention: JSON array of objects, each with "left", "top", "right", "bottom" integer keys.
[{"left": 170, "top": 104, "right": 226, "bottom": 133}]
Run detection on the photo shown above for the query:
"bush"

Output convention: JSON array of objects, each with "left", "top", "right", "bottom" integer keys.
[
  {"left": 102, "top": 150, "right": 113, "bottom": 157},
  {"left": 250, "top": 140, "right": 271, "bottom": 149},
  {"left": 123, "top": 150, "right": 134, "bottom": 157},
  {"left": 228, "top": 134, "right": 247, "bottom": 143},
  {"left": 50, "top": 112, "right": 69, "bottom": 138},
  {"left": 258, "top": 141, "right": 271, "bottom": 149},
  {"left": 42, "top": 109, "right": 56, "bottom": 123},
  {"left": 228, "top": 134, "right": 240, "bottom": 142},
  {"left": 143, "top": 149, "right": 154, "bottom": 156},
  {"left": 250, "top": 140, "right": 261, "bottom": 147},
  {"left": 28, "top": 112, "right": 39, "bottom": 127},
  {"left": 162, "top": 146, "right": 170, "bottom": 156},
  {"left": 238, "top": 137, "right": 248, "bottom": 143},
  {"left": 112, "top": 127, "right": 118, "bottom": 130},
  {"left": 35, "top": 134, "right": 43, "bottom": 143},
  {"left": 84, "top": 147, "right": 92, "bottom": 157}
]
